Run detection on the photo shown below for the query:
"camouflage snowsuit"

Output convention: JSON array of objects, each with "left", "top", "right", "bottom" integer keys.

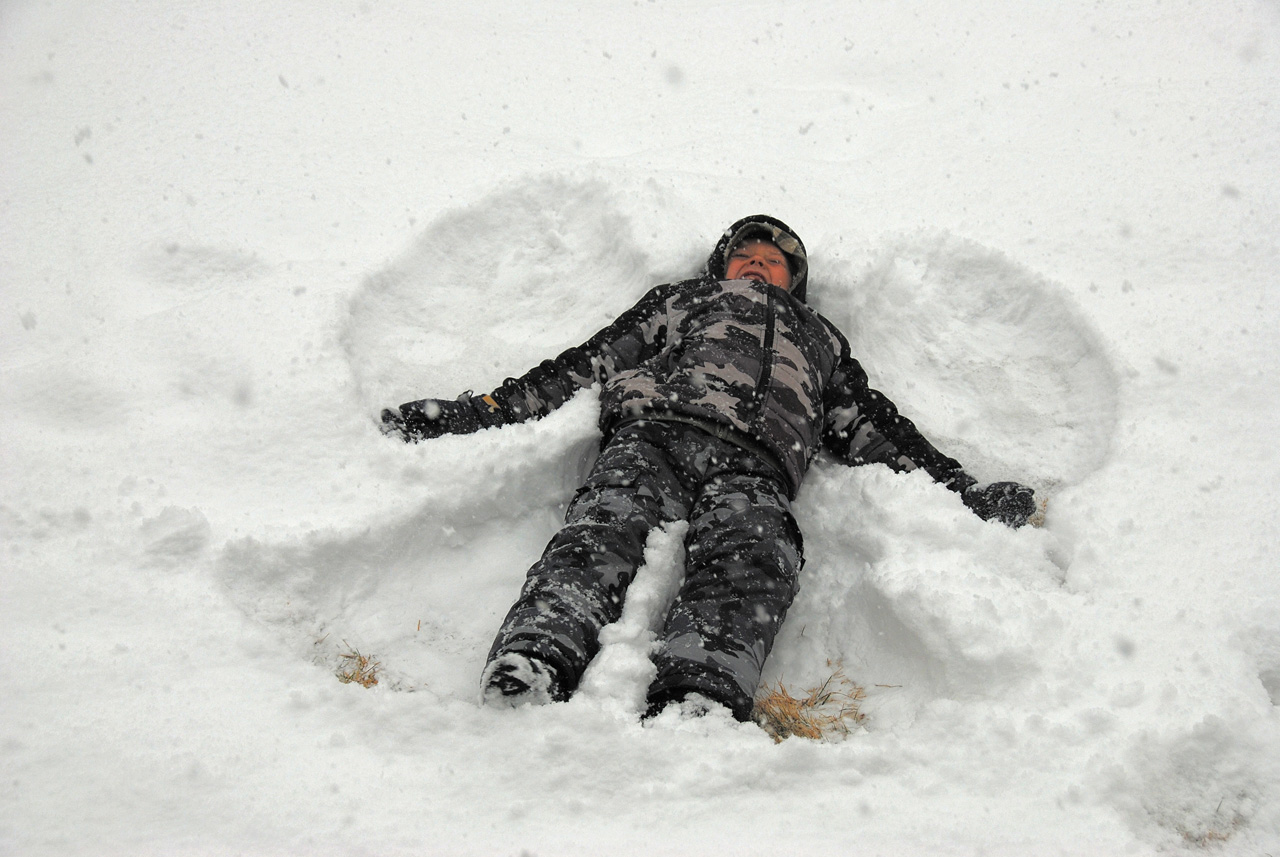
[
  {"left": 395, "top": 216, "right": 984, "bottom": 719},
  {"left": 459, "top": 219, "right": 978, "bottom": 720},
  {"left": 491, "top": 418, "right": 803, "bottom": 720}
]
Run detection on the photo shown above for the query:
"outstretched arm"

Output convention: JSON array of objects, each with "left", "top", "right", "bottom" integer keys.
[
  {"left": 380, "top": 394, "right": 504, "bottom": 441},
  {"left": 381, "top": 281, "right": 681, "bottom": 442},
  {"left": 821, "top": 355, "right": 1036, "bottom": 528}
]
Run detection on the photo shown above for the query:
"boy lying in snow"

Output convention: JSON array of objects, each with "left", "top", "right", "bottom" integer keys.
[{"left": 382, "top": 214, "right": 1035, "bottom": 721}]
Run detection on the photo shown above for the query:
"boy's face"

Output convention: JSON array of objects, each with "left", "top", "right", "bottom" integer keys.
[{"left": 725, "top": 239, "right": 792, "bottom": 290}]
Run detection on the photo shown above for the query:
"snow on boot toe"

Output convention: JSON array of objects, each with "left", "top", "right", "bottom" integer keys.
[
  {"left": 480, "top": 653, "right": 563, "bottom": 708},
  {"left": 644, "top": 691, "right": 733, "bottom": 722}
]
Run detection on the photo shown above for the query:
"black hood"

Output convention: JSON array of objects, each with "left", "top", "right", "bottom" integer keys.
[{"left": 706, "top": 214, "right": 809, "bottom": 302}]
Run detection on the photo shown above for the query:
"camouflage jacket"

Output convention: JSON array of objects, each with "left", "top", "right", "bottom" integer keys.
[{"left": 469, "top": 276, "right": 974, "bottom": 498}]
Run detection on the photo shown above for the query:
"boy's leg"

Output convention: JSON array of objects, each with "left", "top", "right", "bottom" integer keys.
[
  {"left": 485, "top": 422, "right": 692, "bottom": 698},
  {"left": 646, "top": 465, "right": 803, "bottom": 721}
]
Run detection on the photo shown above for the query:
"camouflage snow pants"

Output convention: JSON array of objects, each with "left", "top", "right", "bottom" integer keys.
[{"left": 485, "top": 419, "right": 804, "bottom": 720}]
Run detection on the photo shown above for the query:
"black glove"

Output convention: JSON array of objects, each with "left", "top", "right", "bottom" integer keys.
[
  {"left": 381, "top": 397, "right": 482, "bottom": 442},
  {"left": 961, "top": 481, "right": 1037, "bottom": 528}
]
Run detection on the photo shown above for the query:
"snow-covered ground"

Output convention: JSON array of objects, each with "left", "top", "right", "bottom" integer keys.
[{"left": 3, "top": 1, "right": 1278, "bottom": 854}]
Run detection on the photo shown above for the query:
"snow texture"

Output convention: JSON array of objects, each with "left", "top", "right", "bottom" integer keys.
[{"left": 2, "top": 1, "right": 1278, "bottom": 855}]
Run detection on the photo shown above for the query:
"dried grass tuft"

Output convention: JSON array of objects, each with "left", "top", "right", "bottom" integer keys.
[
  {"left": 1028, "top": 497, "right": 1049, "bottom": 528},
  {"left": 336, "top": 642, "right": 381, "bottom": 688},
  {"left": 752, "top": 663, "right": 866, "bottom": 743}
]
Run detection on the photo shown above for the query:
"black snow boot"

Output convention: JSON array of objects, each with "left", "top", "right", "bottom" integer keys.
[{"left": 480, "top": 653, "right": 568, "bottom": 708}]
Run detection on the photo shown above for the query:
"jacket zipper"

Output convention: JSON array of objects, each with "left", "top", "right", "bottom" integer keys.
[{"left": 750, "top": 286, "right": 777, "bottom": 427}]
